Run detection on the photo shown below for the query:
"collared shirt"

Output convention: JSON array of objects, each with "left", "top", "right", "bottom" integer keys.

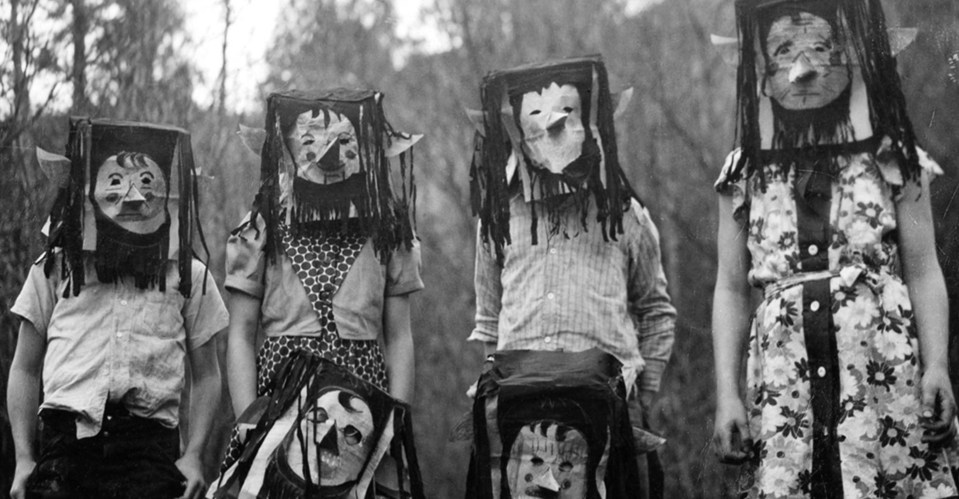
[
  {"left": 225, "top": 213, "right": 424, "bottom": 340},
  {"left": 11, "top": 256, "right": 228, "bottom": 439},
  {"left": 469, "top": 193, "right": 676, "bottom": 392}
]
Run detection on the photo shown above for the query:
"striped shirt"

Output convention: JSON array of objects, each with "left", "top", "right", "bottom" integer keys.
[{"left": 469, "top": 192, "right": 676, "bottom": 392}]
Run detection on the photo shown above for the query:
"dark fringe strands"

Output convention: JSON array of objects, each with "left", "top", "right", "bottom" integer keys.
[
  {"left": 43, "top": 118, "right": 201, "bottom": 297},
  {"left": 246, "top": 89, "right": 416, "bottom": 264},
  {"left": 472, "top": 55, "right": 640, "bottom": 263},
  {"left": 722, "top": 0, "right": 922, "bottom": 193}
]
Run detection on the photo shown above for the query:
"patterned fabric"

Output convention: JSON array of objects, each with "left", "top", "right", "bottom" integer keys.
[
  {"left": 255, "top": 335, "right": 388, "bottom": 394},
  {"left": 718, "top": 147, "right": 959, "bottom": 498},
  {"left": 10, "top": 257, "right": 228, "bottom": 439},
  {"left": 469, "top": 193, "right": 676, "bottom": 392}
]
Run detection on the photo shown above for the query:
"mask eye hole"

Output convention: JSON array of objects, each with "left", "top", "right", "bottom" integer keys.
[
  {"left": 530, "top": 456, "right": 544, "bottom": 466},
  {"left": 342, "top": 425, "right": 362, "bottom": 445},
  {"left": 105, "top": 193, "right": 120, "bottom": 203},
  {"left": 308, "top": 407, "right": 329, "bottom": 424},
  {"left": 562, "top": 106, "right": 573, "bottom": 113},
  {"left": 140, "top": 172, "right": 154, "bottom": 186},
  {"left": 338, "top": 136, "right": 352, "bottom": 146},
  {"left": 529, "top": 109, "right": 541, "bottom": 116}
]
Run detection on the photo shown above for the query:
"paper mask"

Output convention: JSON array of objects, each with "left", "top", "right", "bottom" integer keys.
[
  {"left": 39, "top": 118, "right": 201, "bottom": 296},
  {"left": 240, "top": 89, "right": 421, "bottom": 261},
  {"left": 466, "top": 349, "right": 638, "bottom": 499},
  {"left": 209, "top": 352, "right": 424, "bottom": 499},
  {"left": 719, "top": 0, "right": 925, "bottom": 189},
  {"left": 470, "top": 55, "right": 642, "bottom": 260}
]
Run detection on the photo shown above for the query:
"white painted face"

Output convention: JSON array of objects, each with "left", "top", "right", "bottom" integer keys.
[
  {"left": 765, "top": 12, "right": 851, "bottom": 110},
  {"left": 518, "top": 83, "right": 586, "bottom": 175},
  {"left": 286, "top": 389, "right": 375, "bottom": 486},
  {"left": 93, "top": 153, "right": 168, "bottom": 234},
  {"left": 286, "top": 109, "right": 360, "bottom": 184},
  {"left": 506, "top": 422, "right": 589, "bottom": 499}
]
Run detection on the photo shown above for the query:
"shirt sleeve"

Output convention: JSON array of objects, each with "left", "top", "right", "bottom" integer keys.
[
  {"left": 10, "top": 257, "right": 58, "bottom": 338},
  {"left": 468, "top": 223, "right": 502, "bottom": 344},
  {"left": 626, "top": 202, "right": 677, "bottom": 393},
  {"left": 182, "top": 261, "right": 229, "bottom": 350},
  {"left": 385, "top": 239, "right": 425, "bottom": 297},
  {"left": 225, "top": 212, "right": 267, "bottom": 298}
]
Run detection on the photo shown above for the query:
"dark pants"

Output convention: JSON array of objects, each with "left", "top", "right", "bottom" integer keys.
[
  {"left": 627, "top": 396, "right": 665, "bottom": 499},
  {"left": 27, "top": 405, "right": 186, "bottom": 499}
]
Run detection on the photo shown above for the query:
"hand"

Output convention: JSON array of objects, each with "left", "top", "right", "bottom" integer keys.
[
  {"left": 712, "top": 397, "right": 753, "bottom": 464},
  {"left": 174, "top": 453, "right": 207, "bottom": 499},
  {"left": 638, "top": 389, "right": 656, "bottom": 413},
  {"left": 920, "top": 366, "right": 957, "bottom": 447},
  {"left": 9, "top": 459, "right": 36, "bottom": 499},
  {"left": 466, "top": 380, "right": 478, "bottom": 399}
]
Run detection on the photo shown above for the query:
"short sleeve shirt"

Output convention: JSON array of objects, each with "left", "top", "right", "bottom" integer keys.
[
  {"left": 225, "top": 213, "right": 424, "bottom": 340},
  {"left": 11, "top": 256, "right": 229, "bottom": 438}
]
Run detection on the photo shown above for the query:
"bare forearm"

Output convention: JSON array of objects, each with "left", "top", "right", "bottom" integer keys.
[
  {"left": 7, "top": 365, "right": 40, "bottom": 463},
  {"left": 909, "top": 268, "right": 950, "bottom": 372},
  {"left": 385, "top": 329, "right": 415, "bottom": 403},
  {"left": 225, "top": 292, "right": 261, "bottom": 416},
  {"left": 183, "top": 342, "right": 221, "bottom": 458},
  {"left": 712, "top": 284, "right": 752, "bottom": 400}
]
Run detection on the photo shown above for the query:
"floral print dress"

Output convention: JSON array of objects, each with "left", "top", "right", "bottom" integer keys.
[{"left": 716, "top": 141, "right": 959, "bottom": 499}]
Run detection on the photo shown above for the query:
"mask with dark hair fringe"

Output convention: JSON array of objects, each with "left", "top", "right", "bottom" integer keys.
[
  {"left": 471, "top": 55, "right": 640, "bottom": 263},
  {"left": 245, "top": 89, "right": 417, "bottom": 263},
  {"left": 720, "top": 0, "right": 922, "bottom": 192}
]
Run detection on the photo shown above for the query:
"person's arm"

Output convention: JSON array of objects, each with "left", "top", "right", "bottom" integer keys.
[
  {"left": 7, "top": 321, "right": 45, "bottom": 499},
  {"left": 467, "top": 226, "right": 502, "bottom": 397},
  {"left": 226, "top": 291, "right": 261, "bottom": 417},
  {"left": 383, "top": 295, "right": 415, "bottom": 403},
  {"left": 896, "top": 170, "right": 955, "bottom": 444},
  {"left": 626, "top": 205, "right": 677, "bottom": 408},
  {"left": 176, "top": 337, "right": 221, "bottom": 499},
  {"left": 711, "top": 193, "right": 755, "bottom": 464}
]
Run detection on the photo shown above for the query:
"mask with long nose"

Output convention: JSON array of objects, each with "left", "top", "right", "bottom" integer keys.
[
  {"left": 92, "top": 152, "right": 169, "bottom": 235},
  {"left": 517, "top": 83, "right": 588, "bottom": 175},
  {"left": 764, "top": 11, "right": 850, "bottom": 111},
  {"left": 507, "top": 422, "right": 589, "bottom": 499}
]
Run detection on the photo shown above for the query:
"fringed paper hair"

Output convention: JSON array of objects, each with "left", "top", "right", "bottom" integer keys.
[
  {"left": 246, "top": 89, "right": 417, "bottom": 262},
  {"left": 721, "top": 0, "right": 922, "bottom": 190},
  {"left": 471, "top": 55, "right": 639, "bottom": 263},
  {"left": 43, "top": 118, "right": 205, "bottom": 298}
]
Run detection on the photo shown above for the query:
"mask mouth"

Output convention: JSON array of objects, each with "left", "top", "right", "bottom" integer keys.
[{"left": 521, "top": 486, "right": 559, "bottom": 499}]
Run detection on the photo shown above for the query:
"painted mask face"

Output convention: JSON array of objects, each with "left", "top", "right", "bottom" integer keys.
[
  {"left": 506, "top": 422, "right": 588, "bottom": 499},
  {"left": 93, "top": 152, "right": 168, "bottom": 234},
  {"left": 286, "top": 389, "right": 375, "bottom": 486},
  {"left": 765, "top": 12, "right": 850, "bottom": 110},
  {"left": 518, "top": 83, "right": 586, "bottom": 175},
  {"left": 286, "top": 109, "right": 360, "bottom": 184}
]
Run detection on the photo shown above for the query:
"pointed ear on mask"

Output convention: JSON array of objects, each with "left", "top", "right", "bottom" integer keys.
[
  {"left": 465, "top": 108, "right": 487, "bottom": 137},
  {"left": 36, "top": 147, "right": 71, "bottom": 189},
  {"left": 384, "top": 133, "right": 424, "bottom": 158},
  {"left": 236, "top": 124, "right": 267, "bottom": 157},
  {"left": 887, "top": 28, "right": 918, "bottom": 56},
  {"left": 613, "top": 87, "right": 634, "bottom": 120}
]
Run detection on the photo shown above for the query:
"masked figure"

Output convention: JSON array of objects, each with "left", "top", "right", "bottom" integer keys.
[
  {"left": 212, "top": 352, "right": 422, "bottom": 499},
  {"left": 213, "top": 89, "right": 424, "bottom": 498},
  {"left": 9, "top": 120, "right": 227, "bottom": 499},
  {"left": 711, "top": 1, "right": 959, "bottom": 497}
]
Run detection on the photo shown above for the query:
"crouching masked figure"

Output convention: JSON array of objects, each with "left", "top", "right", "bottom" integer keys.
[
  {"left": 466, "top": 55, "right": 676, "bottom": 499},
  {"left": 466, "top": 350, "right": 641, "bottom": 499},
  {"left": 211, "top": 351, "right": 423, "bottom": 499},
  {"left": 215, "top": 89, "right": 424, "bottom": 498}
]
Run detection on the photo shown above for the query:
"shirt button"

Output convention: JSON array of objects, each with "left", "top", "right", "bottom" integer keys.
[
  {"left": 809, "top": 301, "right": 820, "bottom": 312},
  {"left": 808, "top": 244, "right": 819, "bottom": 256},
  {"left": 120, "top": 300, "right": 128, "bottom": 306},
  {"left": 549, "top": 248, "right": 557, "bottom": 255},
  {"left": 817, "top": 366, "right": 826, "bottom": 377},
  {"left": 116, "top": 333, "right": 123, "bottom": 339},
  {"left": 546, "top": 292, "right": 555, "bottom": 300},
  {"left": 544, "top": 336, "right": 552, "bottom": 343}
]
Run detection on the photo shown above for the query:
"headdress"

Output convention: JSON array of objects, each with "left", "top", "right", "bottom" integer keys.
[
  {"left": 720, "top": 0, "right": 922, "bottom": 189},
  {"left": 470, "top": 55, "right": 639, "bottom": 262},
  {"left": 244, "top": 89, "right": 419, "bottom": 261},
  {"left": 40, "top": 118, "right": 204, "bottom": 297}
]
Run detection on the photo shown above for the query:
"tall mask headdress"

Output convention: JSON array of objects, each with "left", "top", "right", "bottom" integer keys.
[
  {"left": 40, "top": 118, "right": 203, "bottom": 297},
  {"left": 244, "top": 89, "right": 420, "bottom": 261},
  {"left": 719, "top": 0, "right": 922, "bottom": 190},
  {"left": 470, "top": 55, "right": 639, "bottom": 262}
]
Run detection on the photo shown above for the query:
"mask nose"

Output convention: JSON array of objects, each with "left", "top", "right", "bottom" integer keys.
[
  {"left": 121, "top": 184, "right": 146, "bottom": 209},
  {"left": 531, "top": 466, "right": 561, "bottom": 491},
  {"left": 317, "top": 424, "right": 339, "bottom": 456},
  {"left": 317, "top": 141, "right": 341, "bottom": 170},
  {"left": 789, "top": 53, "right": 818, "bottom": 84},
  {"left": 546, "top": 112, "right": 568, "bottom": 134}
]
